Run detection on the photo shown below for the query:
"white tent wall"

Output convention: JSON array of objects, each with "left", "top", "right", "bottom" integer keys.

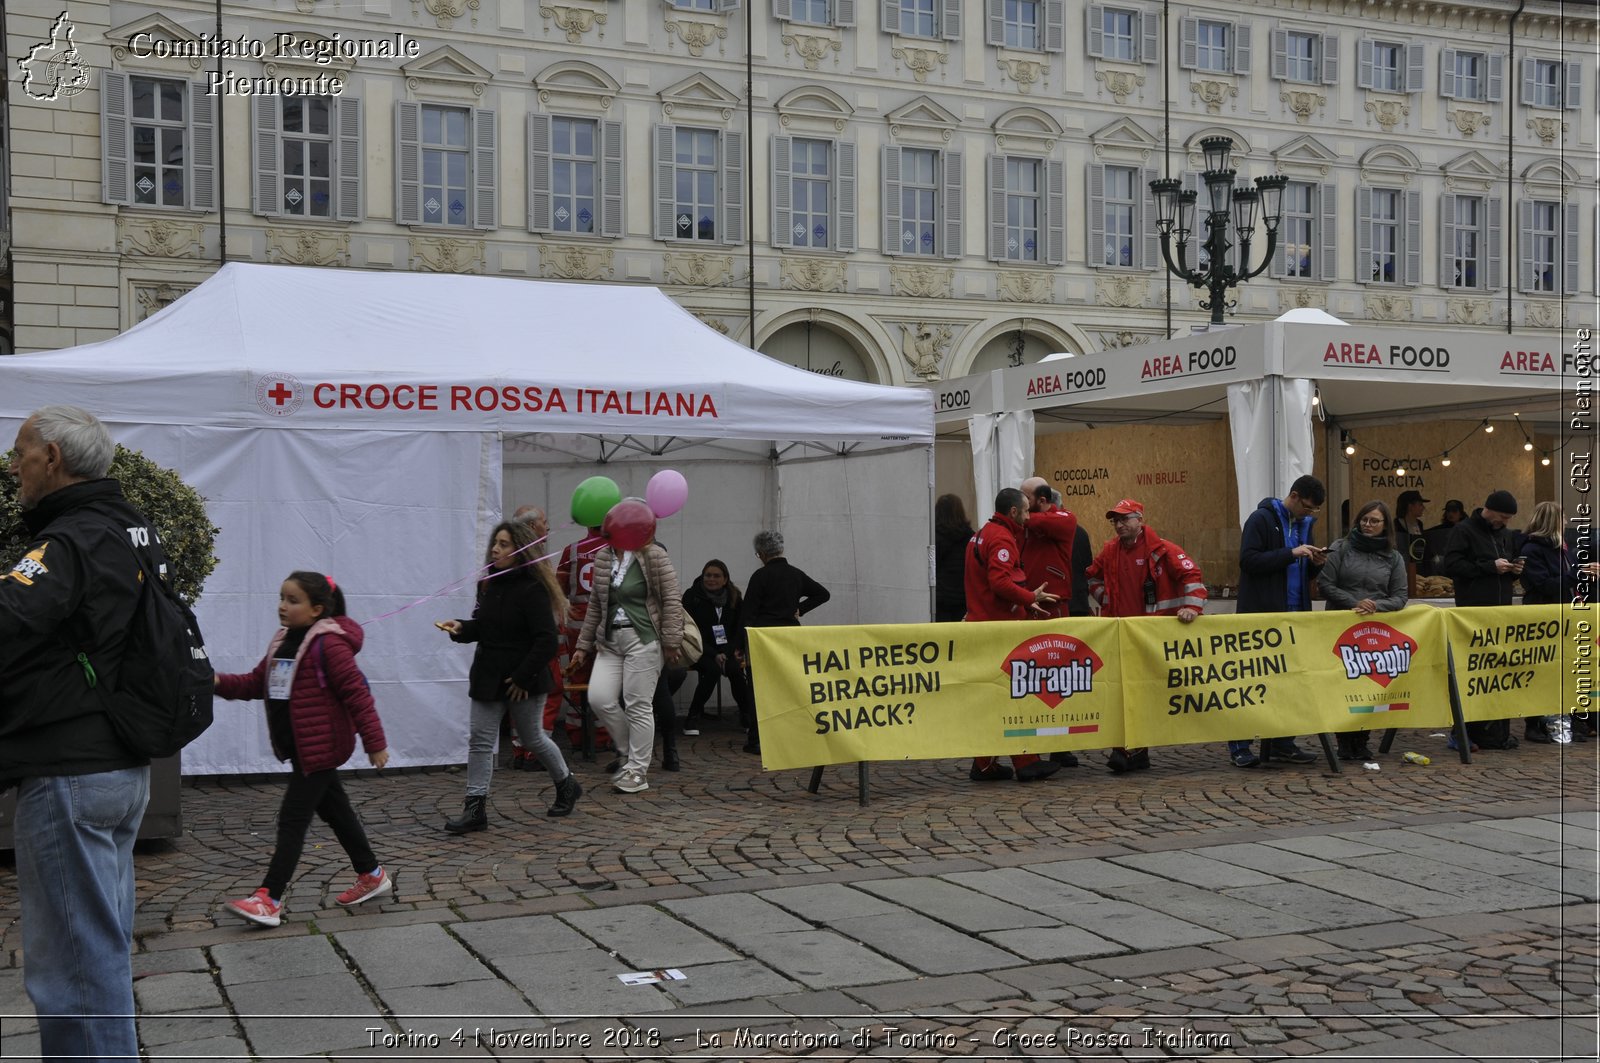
[
  {"left": 1225, "top": 377, "right": 1317, "bottom": 527},
  {"left": 968, "top": 411, "right": 1036, "bottom": 517}
]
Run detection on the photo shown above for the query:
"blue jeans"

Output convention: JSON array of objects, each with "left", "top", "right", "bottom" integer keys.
[{"left": 14, "top": 765, "right": 150, "bottom": 1062}]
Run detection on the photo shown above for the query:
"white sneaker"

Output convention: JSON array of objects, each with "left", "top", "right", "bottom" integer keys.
[{"left": 613, "top": 769, "right": 649, "bottom": 793}]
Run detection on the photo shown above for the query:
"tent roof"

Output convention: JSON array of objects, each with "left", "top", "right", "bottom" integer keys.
[{"left": 0, "top": 263, "right": 932, "bottom": 445}]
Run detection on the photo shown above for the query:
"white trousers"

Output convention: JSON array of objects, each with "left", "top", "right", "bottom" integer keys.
[{"left": 588, "top": 628, "right": 663, "bottom": 774}]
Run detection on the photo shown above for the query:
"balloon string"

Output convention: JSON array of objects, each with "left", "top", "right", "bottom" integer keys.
[{"left": 360, "top": 529, "right": 566, "bottom": 626}]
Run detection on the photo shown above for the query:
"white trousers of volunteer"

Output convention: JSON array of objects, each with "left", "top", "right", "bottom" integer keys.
[{"left": 587, "top": 628, "right": 664, "bottom": 775}]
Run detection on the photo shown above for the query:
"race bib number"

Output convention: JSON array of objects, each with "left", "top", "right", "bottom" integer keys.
[
  {"left": 712, "top": 623, "right": 728, "bottom": 645},
  {"left": 268, "top": 659, "right": 295, "bottom": 700}
]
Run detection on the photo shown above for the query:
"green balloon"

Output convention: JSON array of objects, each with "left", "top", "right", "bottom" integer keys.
[{"left": 571, "top": 476, "right": 621, "bottom": 527}]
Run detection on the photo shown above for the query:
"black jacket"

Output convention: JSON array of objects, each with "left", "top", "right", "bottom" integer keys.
[
  {"left": 1237, "top": 497, "right": 1321, "bottom": 613},
  {"left": 682, "top": 578, "right": 746, "bottom": 658},
  {"left": 0, "top": 479, "right": 161, "bottom": 783},
  {"left": 1442, "top": 512, "right": 1517, "bottom": 606},
  {"left": 934, "top": 521, "right": 973, "bottom": 618},
  {"left": 741, "top": 557, "right": 830, "bottom": 646},
  {"left": 1514, "top": 532, "right": 1572, "bottom": 606},
  {"left": 450, "top": 566, "right": 559, "bottom": 702}
]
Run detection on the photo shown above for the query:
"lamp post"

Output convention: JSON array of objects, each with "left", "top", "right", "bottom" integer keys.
[{"left": 1149, "top": 136, "right": 1288, "bottom": 327}]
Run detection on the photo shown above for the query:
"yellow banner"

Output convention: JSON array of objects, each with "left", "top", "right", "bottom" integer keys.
[
  {"left": 1119, "top": 606, "right": 1453, "bottom": 746},
  {"left": 747, "top": 620, "right": 1125, "bottom": 770},
  {"left": 1443, "top": 604, "right": 1575, "bottom": 720}
]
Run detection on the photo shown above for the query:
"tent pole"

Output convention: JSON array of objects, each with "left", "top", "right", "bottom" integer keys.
[{"left": 927, "top": 443, "right": 937, "bottom": 622}]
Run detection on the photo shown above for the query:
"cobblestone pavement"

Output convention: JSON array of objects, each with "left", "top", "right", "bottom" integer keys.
[{"left": 0, "top": 719, "right": 1595, "bottom": 1060}]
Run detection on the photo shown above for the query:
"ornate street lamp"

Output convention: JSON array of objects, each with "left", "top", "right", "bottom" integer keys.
[{"left": 1150, "top": 136, "right": 1288, "bottom": 327}]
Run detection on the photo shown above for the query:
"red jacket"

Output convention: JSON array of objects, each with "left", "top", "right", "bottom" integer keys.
[
  {"left": 1087, "top": 524, "right": 1208, "bottom": 618},
  {"left": 1022, "top": 505, "right": 1079, "bottom": 619},
  {"left": 558, "top": 531, "right": 607, "bottom": 632},
  {"left": 963, "top": 513, "right": 1035, "bottom": 620},
  {"left": 216, "top": 615, "right": 387, "bottom": 774}
]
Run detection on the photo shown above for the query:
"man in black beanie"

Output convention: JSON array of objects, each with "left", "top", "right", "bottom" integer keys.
[{"left": 1441, "top": 490, "right": 1523, "bottom": 607}]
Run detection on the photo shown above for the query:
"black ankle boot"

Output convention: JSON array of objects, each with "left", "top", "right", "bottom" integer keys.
[
  {"left": 547, "top": 775, "right": 582, "bottom": 817},
  {"left": 444, "top": 796, "right": 488, "bottom": 833}
]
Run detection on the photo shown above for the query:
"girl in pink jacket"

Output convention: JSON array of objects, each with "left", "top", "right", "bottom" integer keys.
[{"left": 217, "top": 571, "right": 390, "bottom": 927}]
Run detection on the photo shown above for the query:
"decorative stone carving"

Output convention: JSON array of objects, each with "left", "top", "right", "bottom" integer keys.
[
  {"left": 538, "top": 243, "right": 613, "bottom": 280},
  {"left": 296, "top": 0, "right": 318, "bottom": 12},
  {"left": 997, "top": 271, "right": 1053, "bottom": 303},
  {"left": 1095, "top": 329, "right": 1148, "bottom": 350},
  {"left": 417, "top": 0, "right": 480, "bottom": 30},
  {"left": 1280, "top": 89, "right": 1325, "bottom": 125},
  {"left": 134, "top": 282, "right": 196, "bottom": 321},
  {"left": 664, "top": 253, "right": 731, "bottom": 288},
  {"left": 1526, "top": 300, "right": 1563, "bottom": 328},
  {"left": 891, "top": 42, "right": 947, "bottom": 84},
  {"left": 781, "top": 31, "right": 841, "bottom": 71},
  {"left": 119, "top": 217, "right": 202, "bottom": 258},
  {"left": 1528, "top": 116, "right": 1567, "bottom": 145},
  {"left": 1283, "top": 286, "right": 1328, "bottom": 311},
  {"left": 691, "top": 311, "right": 731, "bottom": 335},
  {"left": 997, "top": 56, "right": 1048, "bottom": 94},
  {"left": 1364, "top": 97, "right": 1410, "bottom": 132},
  {"left": 1095, "top": 68, "right": 1145, "bottom": 105},
  {"left": 1448, "top": 108, "right": 1492, "bottom": 137},
  {"left": 664, "top": 16, "right": 726, "bottom": 57},
  {"left": 1095, "top": 274, "right": 1145, "bottom": 308},
  {"left": 890, "top": 264, "right": 953, "bottom": 299},
  {"left": 409, "top": 236, "right": 484, "bottom": 274},
  {"left": 540, "top": 4, "right": 607, "bottom": 44},
  {"left": 266, "top": 227, "right": 351, "bottom": 267},
  {"left": 1190, "top": 78, "right": 1237, "bottom": 115},
  {"left": 1446, "top": 297, "right": 1495, "bottom": 325},
  {"left": 901, "top": 321, "right": 954, "bottom": 380},
  {"left": 781, "top": 257, "right": 846, "bottom": 293},
  {"left": 1364, "top": 293, "right": 1411, "bottom": 321}
]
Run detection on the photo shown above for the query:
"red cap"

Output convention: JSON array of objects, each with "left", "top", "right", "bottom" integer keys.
[{"left": 1106, "top": 498, "right": 1144, "bottom": 519}]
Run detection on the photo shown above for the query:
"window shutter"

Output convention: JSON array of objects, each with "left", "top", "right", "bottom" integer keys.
[
  {"left": 1141, "top": 168, "right": 1159, "bottom": 270},
  {"left": 1044, "top": 0, "right": 1063, "bottom": 52},
  {"left": 1438, "top": 192, "right": 1458, "bottom": 288},
  {"left": 334, "top": 96, "right": 363, "bottom": 222},
  {"left": 722, "top": 128, "right": 744, "bottom": 245},
  {"left": 882, "top": 145, "right": 903, "bottom": 255},
  {"left": 987, "top": 154, "right": 1007, "bottom": 261},
  {"left": 717, "top": 0, "right": 742, "bottom": 11},
  {"left": 1270, "top": 187, "right": 1288, "bottom": 278},
  {"left": 1486, "top": 54, "right": 1504, "bottom": 102},
  {"left": 1486, "top": 195, "right": 1502, "bottom": 290},
  {"left": 1520, "top": 56, "right": 1536, "bottom": 104},
  {"left": 1321, "top": 34, "right": 1338, "bottom": 84},
  {"left": 528, "top": 113, "right": 552, "bottom": 233},
  {"left": 1087, "top": 163, "right": 1106, "bottom": 267},
  {"left": 1403, "top": 188, "right": 1422, "bottom": 285},
  {"left": 1045, "top": 158, "right": 1065, "bottom": 265},
  {"left": 835, "top": 0, "right": 856, "bottom": 27},
  {"left": 773, "top": 0, "right": 792, "bottom": 19},
  {"left": 942, "top": 0, "right": 961, "bottom": 40},
  {"left": 986, "top": 0, "right": 1005, "bottom": 46},
  {"left": 1233, "top": 23, "right": 1251, "bottom": 75},
  {"left": 1404, "top": 43, "right": 1424, "bottom": 92},
  {"left": 1439, "top": 49, "right": 1458, "bottom": 98},
  {"left": 1085, "top": 4, "right": 1105, "bottom": 58},
  {"left": 654, "top": 124, "right": 676, "bottom": 240},
  {"left": 251, "top": 96, "right": 281, "bottom": 216},
  {"left": 1564, "top": 202, "right": 1580, "bottom": 294},
  {"left": 101, "top": 70, "right": 131, "bottom": 205},
  {"left": 836, "top": 140, "right": 857, "bottom": 252},
  {"left": 1270, "top": 29, "right": 1287, "bottom": 81},
  {"left": 1179, "top": 16, "right": 1198, "bottom": 70},
  {"left": 882, "top": 0, "right": 899, "bottom": 34},
  {"left": 942, "top": 149, "right": 963, "bottom": 258},
  {"left": 1319, "top": 181, "right": 1337, "bottom": 281},
  {"left": 189, "top": 85, "right": 216, "bottom": 211},
  {"left": 1518, "top": 199, "right": 1537, "bottom": 292},
  {"left": 600, "top": 119, "right": 623, "bottom": 238},
  {"left": 471, "top": 108, "right": 497, "bottom": 230},
  {"left": 1141, "top": 9, "right": 1159, "bottom": 64},
  {"left": 771, "top": 136, "right": 794, "bottom": 249},
  {"left": 1564, "top": 61, "right": 1582, "bottom": 109},
  {"left": 1358, "top": 39, "right": 1374, "bottom": 90},
  {"left": 1355, "top": 186, "right": 1372, "bottom": 284},
  {"left": 395, "top": 100, "right": 422, "bottom": 225}
]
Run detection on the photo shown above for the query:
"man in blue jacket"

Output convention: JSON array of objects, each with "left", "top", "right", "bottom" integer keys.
[{"left": 1229, "top": 475, "right": 1326, "bottom": 767}]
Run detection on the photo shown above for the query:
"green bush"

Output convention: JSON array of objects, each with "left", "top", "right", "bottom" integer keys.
[{"left": 0, "top": 445, "right": 220, "bottom": 605}]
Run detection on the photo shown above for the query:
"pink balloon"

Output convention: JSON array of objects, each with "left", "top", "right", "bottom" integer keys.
[
  {"left": 645, "top": 469, "right": 689, "bottom": 519},
  {"left": 602, "top": 499, "right": 657, "bottom": 552}
]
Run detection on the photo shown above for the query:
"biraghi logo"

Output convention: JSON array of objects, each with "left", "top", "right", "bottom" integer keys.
[
  {"left": 1333, "top": 622, "right": 1416, "bottom": 688},
  {"left": 1003, "top": 634, "right": 1103, "bottom": 708}
]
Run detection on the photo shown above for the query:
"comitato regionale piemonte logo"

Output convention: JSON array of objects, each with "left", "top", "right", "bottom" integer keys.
[{"left": 19, "top": 12, "right": 92, "bottom": 102}]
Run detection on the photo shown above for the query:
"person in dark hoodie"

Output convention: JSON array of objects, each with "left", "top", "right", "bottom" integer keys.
[
  {"left": 1442, "top": 490, "right": 1523, "bottom": 749},
  {"left": 934, "top": 494, "right": 975, "bottom": 622},
  {"left": 1229, "top": 475, "right": 1326, "bottom": 767}
]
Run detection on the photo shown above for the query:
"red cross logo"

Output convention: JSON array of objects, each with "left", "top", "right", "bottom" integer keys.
[{"left": 255, "top": 373, "right": 305, "bottom": 418}]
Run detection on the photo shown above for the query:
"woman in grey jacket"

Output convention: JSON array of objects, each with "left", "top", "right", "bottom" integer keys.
[{"left": 1317, "top": 499, "right": 1408, "bottom": 761}]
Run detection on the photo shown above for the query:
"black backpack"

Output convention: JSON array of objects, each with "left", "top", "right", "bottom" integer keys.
[{"left": 87, "top": 547, "right": 216, "bottom": 759}]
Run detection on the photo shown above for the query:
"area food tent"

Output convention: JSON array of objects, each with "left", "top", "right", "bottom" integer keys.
[
  {"left": 942, "top": 314, "right": 1573, "bottom": 525},
  {"left": 0, "top": 263, "right": 934, "bottom": 775}
]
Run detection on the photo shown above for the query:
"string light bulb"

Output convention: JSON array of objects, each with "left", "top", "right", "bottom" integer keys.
[
  {"left": 1341, "top": 430, "right": 1356, "bottom": 456},
  {"left": 1441, "top": 451, "right": 1452, "bottom": 467},
  {"left": 1541, "top": 455, "right": 1552, "bottom": 467},
  {"left": 1483, "top": 422, "right": 1494, "bottom": 434},
  {"left": 1525, "top": 441, "right": 1535, "bottom": 451}
]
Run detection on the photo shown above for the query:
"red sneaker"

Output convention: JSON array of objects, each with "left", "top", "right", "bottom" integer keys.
[
  {"left": 224, "top": 888, "right": 282, "bottom": 928},
  {"left": 336, "top": 867, "right": 392, "bottom": 907}
]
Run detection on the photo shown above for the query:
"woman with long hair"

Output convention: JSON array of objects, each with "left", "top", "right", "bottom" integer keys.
[
  {"left": 934, "top": 494, "right": 975, "bottom": 622},
  {"left": 1516, "top": 501, "right": 1584, "bottom": 742},
  {"left": 681, "top": 558, "right": 757, "bottom": 735},
  {"left": 1317, "top": 500, "right": 1407, "bottom": 761}
]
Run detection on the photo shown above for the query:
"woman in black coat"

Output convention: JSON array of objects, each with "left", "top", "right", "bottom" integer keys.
[
  {"left": 1516, "top": 502, "right": 1584, "bottom": 743},
  {"left": 681, "top": 559, "right": 756, "bottom": 733},
  {"left": 934, "top": 494, "right": 975, "bottom": 622},
  {"left": 439, "top": 520, "right": 581, "bottom": 830}
]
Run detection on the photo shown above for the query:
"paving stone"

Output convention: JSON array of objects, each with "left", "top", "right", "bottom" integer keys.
[
  {"left": 137, "top": 1008, "right": 234, "bottom": 1047},
  {"left": 659, "top": 960, "right": 800, "bottom": 1006},
  {"left": 450, "top": 913, "right": 594, "bottom": 960},
  {"left": 1197, "top": 842, "right": 1339, "bottom": 875},
  {"left": 852, "top": 877, "right": 1057, "bottom": 931},
  {"left": 1426, "top": 1017, "right": 1584, "bottom": 1057},
  {"left": 940, "top": 867, "right": 1103, "bottom": 913},
  {"left": 757, "top": 882, "right": 906, "bottom": 922},
  {"left": 560, "top": 905, "right": 740, "bottom": 967},
  {"left": 1507, "top": 864, "right": 1600, "bottom": 902},
  {"left": 1208, "top": 935, "right": 1333, "bottom": 963},
  {"left": 1107, "top": 878, "right": 1322, "bottom": 939},
  {"left": 984, "top": 963, "right": 1104, "bottom": 994},
  {"left": 847, "top": 972, "right": 1017, "bottom": 1011},
  {"left": 1025, "top": 858, "right": 1169, "bottom": 891},
  {"left": 140, "top": 1034, "right": 251, "bottom": 1060},
  {"left": 1077, "top": 946, "right": 1237, "bottom": 980},
  {"left": 494, "top": 948, "right": 674, "bottom": 1016},
  {"left": 1277, "top": 867, "right": 1486, "bottom": 917},
  {"left": 1341, "top": 852, "right": 1571, "bottom": 909},
  {"left": 133, "top": 970, "right": 223, "bottom": 1014},
  {"left": 233, "top": 972, "right": 382, "bottom": 1056},
  {"left": 1406, "top": 821, "right": 1565, "bottom": 854},
  {"left": 335, "top": 924, "right": 496, "bottom": 989},
  {"left": 212, "top": 933, "right": 349, "bottom": 986},
  {"left": 130, "top": 948, "right": 210, "bottom": 977},
  {"left": 1314, "top": 922, "right": 1450, "bottom": 950},
  {"left": 980, "top": 924, "right": 1125, "bottom": 962},
  {"left": 660, "top": 894, "right": 813, "bottom": 947},
  {"left": 375, "top": 979, "right": 539, "bottom": 1039},
  {"left": 1481, "top": 817, "right": 1599, "bottom": 848},
  {"left": 1110, "top": 850, "right": 1283, "bottom": 889},
  {"left": 1220, "top": 881, "right": 1407, "bottom": 929},
  {"left": 734, "top": 929, "right": 916, "bottom": 989},
  {"left": 1269, "top": 834, "right": 1395, "bottom": 859},
  {"left": 1044, "top": 899, "right": 1229, "bottom": 950},
  {"left": 830, "top": 910, "right": 1021, "bottom": 973}
]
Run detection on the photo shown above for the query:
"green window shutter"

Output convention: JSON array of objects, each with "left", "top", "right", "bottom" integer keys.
[
  {"left": 252, "top": 96, "right": 281, "bottom": 216},
  {"left": 528, "top": 112, "right": 552, "bottom": 233},
  {"left": 395, "top": 101, "right": 422, "bottom": 225},
  {"left": 334, "top": 96, "right": 363, "bottom": 222},
  {"left": 189, "top": 84, "right": 216, "bottom": 211}
]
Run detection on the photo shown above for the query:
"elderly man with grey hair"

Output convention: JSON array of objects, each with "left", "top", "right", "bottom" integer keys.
[
  {"left": 1, "top": 406, "right": 170, "bottom": 1060},
  {"left": 736, "top": 530, "right": 830, "bottom": 755}
]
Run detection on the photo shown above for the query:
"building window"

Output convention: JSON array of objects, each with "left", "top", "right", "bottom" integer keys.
[
  {"left": 883, "top": 144, "right": 962, "bottom": 258},
  {"left": 101, "top": 72, "right": 216, "bottom": 210},
  {"left": 1006, "top": 0, "right": 1040, "bottom": 49},
  {"left": 395, "top": 102, "right": 496, "bottom": 229},
  {"left": 1519, "top": 199, "right": 1578, "bottom": 294},
  {"left": 900, "top": 147, "right": 940, "bottom": 255},
  {"left": 1002, "top": 157, "right": 1040, "bottom": 261},
  {"left": 252, "top": 95, "right": 361, "bottom": 220},
  {"left": 1369, "top": 189, "right": 1399, "bottom": 283},
  {"left": 1086, "top": 4, "right": 1156, "bottom": 63},
  {"left": 1098, "top": 164, "right": 1137, "bottom": 267},
  {"left": 778, "top": 0, "right": 854, "bottom": 26},
  {"left": 1284, "top": 32, "right": 1316, "bottom": 82},
  {"left": 1441, "top": 49, "right": 1503, "bottom": 102},
  {"left": 1195, "top": 20, "right": 1229, "bottom": 73},
  {"left": 1522, "top": 57, "right": 1580, "bottom": 109},
  {"left": 989, "top": 155, "right": 1064, "bottom": 264},
  {"left": 1359, "top": 39, "right": 1422, "bottom": 92},
  {"left": 653, "top": 124, "right": 744, "bottom": 245},
  {"left": 673, "top": 0, "right": 717, "bottom": 9},
  {"left": 793, "top": 0, "right": 830, "bottom": 23},
  {"left": 1448, "top": 195, "right": 1481, "bottom": 288},
  {"left": 1272, "top": 28, "right": 1337, "bottom": 85},
  {"left": 898, "top": 0, "right": 938, "bottom": 37},
  {"left": 1181, "top": 16, "right": 1248, "bottom": 74},
  {"left": 1372, "top": 42, "right": 1401, "bottom": 91},
  {"left": 773, "top": 136, "right": 858, "bottom": 252},
  {"left": 552, "top": 117, "right": 598, "bottom": 235},
  {"left": 1358, "top": 186, "right": 1420, "bottom": 286},
  {"left": 1102, "top": 6, "right": 1135, "bottom": 60},
  {"left": 280, "top": 98, "right": 332, "bottom": 218},
  {"left": 1280, "top": 182, "right": 1314, "bottom": 278}
]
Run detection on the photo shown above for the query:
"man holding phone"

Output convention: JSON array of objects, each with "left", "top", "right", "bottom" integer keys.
[
  {"left": 1442, "top": 490, "right": 1523, "bottom": 608},
  {"left": 1230, "top": 475, "right": 1327, "bottom": 767}
]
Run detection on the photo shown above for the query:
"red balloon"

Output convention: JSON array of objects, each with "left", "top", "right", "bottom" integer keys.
[{"left": 602, "top": 499, "right": 657, "bottom": 552}]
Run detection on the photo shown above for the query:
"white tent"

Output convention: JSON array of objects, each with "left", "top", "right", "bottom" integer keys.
[
  {"left": 942, "top": 318, "right": 1572, "bottom": 525},
  {"left": 0, "top": 263, "right": 934, "bottom": 775}
]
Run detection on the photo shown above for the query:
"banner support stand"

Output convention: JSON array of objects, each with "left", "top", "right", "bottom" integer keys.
[
  {"left": 1315, "top": 732, "right": 1341, "bottom": 772},
  {"left": 806, "top": 763, "right": 871, "bottom": 806}
]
